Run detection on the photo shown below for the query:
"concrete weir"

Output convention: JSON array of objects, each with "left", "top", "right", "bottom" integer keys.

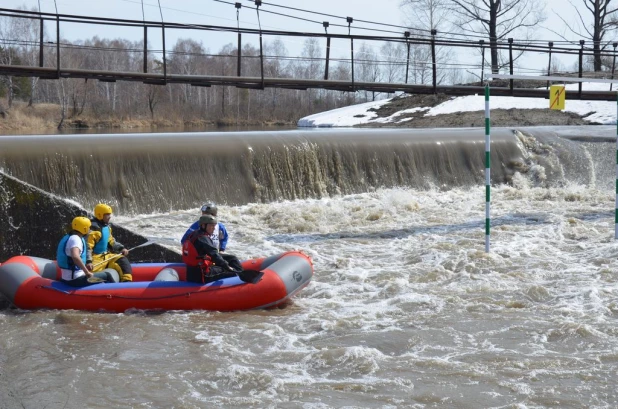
[
  {"left": 0, "top": 129, "right": 526, "bottom": 214},
  {"left": 0, "top": 172, "right": 180, "bottom": 263}
]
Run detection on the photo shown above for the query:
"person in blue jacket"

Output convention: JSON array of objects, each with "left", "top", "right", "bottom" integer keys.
[{"left": 181, "top": 202, "right": 229, "bottom": 251}]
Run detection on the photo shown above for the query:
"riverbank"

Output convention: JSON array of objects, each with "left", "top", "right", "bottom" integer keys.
[
  {"left": 298, "top": 82, "right": 616, "bottom": 128},
  {"left": 0, "top": 101, "right": 296, "bottom": 132},
  {"left": 2, "top": 80, "right": 615, "bottom": 133}
]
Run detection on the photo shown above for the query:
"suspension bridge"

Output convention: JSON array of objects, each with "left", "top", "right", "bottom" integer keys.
[{"left": 1, "top": 6, "right": 617, "bottom": 100}]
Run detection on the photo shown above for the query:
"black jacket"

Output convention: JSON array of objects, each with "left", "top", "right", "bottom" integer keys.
[{"left": 189, "top": 229, "right": 230, "bottom": 270}]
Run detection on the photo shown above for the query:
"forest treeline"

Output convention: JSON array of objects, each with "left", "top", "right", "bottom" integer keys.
[
  {"left": 0, "top": 20, "right": 453, "bottom": 129},
  {"left": 0, "top": 0, "right": 613, "bottom": 130}
]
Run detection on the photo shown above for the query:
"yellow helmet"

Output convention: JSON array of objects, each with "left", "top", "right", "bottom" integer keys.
[
  {"left": 94, "top": 203, "right": 113, "bottom": 220},
  {"left": 72, "top": 216, "right": 91, "bottom": 235}
]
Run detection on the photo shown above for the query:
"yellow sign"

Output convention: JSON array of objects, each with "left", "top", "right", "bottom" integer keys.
[{"left": 550, "top": 85, "right": 565, "bottom": 110}]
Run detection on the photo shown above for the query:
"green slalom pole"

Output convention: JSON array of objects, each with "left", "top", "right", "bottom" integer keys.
[{"left": 485, "top": 84, "right": 491, "bottom": 252}]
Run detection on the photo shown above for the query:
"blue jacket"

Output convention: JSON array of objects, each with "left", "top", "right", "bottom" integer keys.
[{"left": 181, "top": 221, "right": 228, "bottom": 251}]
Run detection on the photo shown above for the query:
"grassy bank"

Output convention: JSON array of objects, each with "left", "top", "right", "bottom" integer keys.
[{"left": 0, "top": 100, "right": 296, "bottom": 133}]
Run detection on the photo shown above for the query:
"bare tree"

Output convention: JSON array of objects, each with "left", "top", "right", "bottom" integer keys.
[
  {"left": 555, "top": 0, "right": 618, "bottom": 71},
  {"left": 0, "top": 14, "right": 22, "bottom": 107},
  {"left": 146, "top": 84, "right": 160, "bottom": 120},
  {"left": 357, "top": 42, "right": 382, "bottom": 101},
  {"left": 445, "top": 0, "right": 545, "bottom": 73},
  {"left": 400, "top": 0, "right": 459, "bottom": 84}
]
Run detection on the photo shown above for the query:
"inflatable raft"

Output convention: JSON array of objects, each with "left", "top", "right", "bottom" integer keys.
[{"left": 0, "top": 251, "right": 313, "bottom": 312}]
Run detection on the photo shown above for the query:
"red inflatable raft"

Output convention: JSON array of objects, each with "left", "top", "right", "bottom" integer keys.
[{"left": 0, "top": 251, "right": 313, "bottom": 312}]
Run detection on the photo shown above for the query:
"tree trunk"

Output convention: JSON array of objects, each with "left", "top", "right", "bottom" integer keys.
[{"left": 489, "top": 1, "right": 499, "bottom": 74}]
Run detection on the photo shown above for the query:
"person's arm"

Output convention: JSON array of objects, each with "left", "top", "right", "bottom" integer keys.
[
  {"left": 195, "top": 237, "right": 232, "bottom": 270},
  {"left": 109, "top": 226, "right": 128, "bottom": 256},
  {"left": 86, "top": 230, "right": 100, "bottom": 264},
  {"left": 219, "top": 223, "right": 229, "bottom": 252},
  {"left": 181, "top": 221, "right": 199, "bottom": 245},
  {"left": 70, "top": 246, "right": 92, "bottom": 277}
]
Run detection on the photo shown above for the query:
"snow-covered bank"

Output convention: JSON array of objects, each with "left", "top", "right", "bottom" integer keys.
[{"left": 298, "top": 82, "right": 617, "bottom": 127}]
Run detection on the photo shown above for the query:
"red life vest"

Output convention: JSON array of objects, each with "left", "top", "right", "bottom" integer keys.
[{"left": 182, "top": 231, "right": 213, "bottom": 282}]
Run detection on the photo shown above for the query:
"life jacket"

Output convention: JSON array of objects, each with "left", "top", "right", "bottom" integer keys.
[
  {"left": 91, "top": 219, "right": 111, "bottom": 254},
  {"left": 56, "top": 233, "right": 87, "bottom": 279},
  {"left": 182, "top": 230, "right": 213, "bottom": 283}
]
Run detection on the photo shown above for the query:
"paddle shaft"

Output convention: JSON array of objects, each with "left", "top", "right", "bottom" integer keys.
[{"left": 91, "top": 241, "right": 154, "bottom": 269}]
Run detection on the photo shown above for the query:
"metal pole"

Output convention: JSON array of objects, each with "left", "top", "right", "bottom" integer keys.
[
  {"left": 56, "top": 15, "right": 60, "bottom": 78},
  {"left": 323, "top": 22, "right": 330, "bottom": 80},
  {"left": 143, "top": 26, "right": 148, "bottom": 73},
  {"left": 578, "top": 40, "right": 585, "bottom": 98},
  {"left": 39, "top": 18, "right": 44, "bottom": 67},
  {"left": 508, "top": 38, "right": 513, "bottom": 94},
  {"left": 480, "top": 40, "right": 485, "bottom": 84},
  {"left": 324, "top": 36, "right": 331, "bottom": 80},
  {"left": 255, "top": 1, "right": 264, "bottom": 89},
  {"left": 615, "top": 92, "right": 618, "bottom": 239},
  {"left": 237, "top": 31, "right": 242, "bottom": 76},
  {"left": 161, "top": 23, "right": 167, "bottom": 82},
  {"left": 236, "top": 3, "right": 242, "bottom": 77},
  {"left": 431, "top": 29, "right": 437, "bottom": 93},
  {"left": 485, "top": 83, "right": 491, "bottom": 252},
  {"left": 348, "top": 17, "right": 354, "bottom": 91},
  {"left": 546, "top": 41, "right": 553, "bottom": 90},
  {"left": 404, "top": 31, "right": 410, "bottom": 84}
]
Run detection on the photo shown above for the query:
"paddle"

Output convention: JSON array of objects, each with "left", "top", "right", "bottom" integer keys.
[
  {"left": 236, "top": 269, "right": 264, "bottom": 285},
  {"left": 126, "top": 240, "right": 156, "bottom": 252},
  {"left": 86, "top": 276, "right": 105, "bottom": 283},
  {"left": 91, "top": 240, "right": 156, "bottom": 269}
]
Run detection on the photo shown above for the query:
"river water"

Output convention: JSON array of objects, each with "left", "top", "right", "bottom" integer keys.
[{"left": 1, "top": 126, "right": 618, "bottom": 408}]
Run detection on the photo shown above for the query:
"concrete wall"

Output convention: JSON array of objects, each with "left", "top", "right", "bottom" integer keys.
[{"left": 0, "top": 172, "right": 180, "bottom": 263}]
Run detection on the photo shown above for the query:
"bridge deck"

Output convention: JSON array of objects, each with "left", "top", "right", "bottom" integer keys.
[{"left": 1, "top": 65, "right": 615, "bottom": 101}]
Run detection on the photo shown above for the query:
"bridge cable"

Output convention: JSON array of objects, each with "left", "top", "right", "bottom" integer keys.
[
  {"left": 236, "top": 2, "right": 242, "bottom": 76},
  {"left": 323, "top": 21, "right": 330, "bottom": 80},
  {"left": 157, "top": 0, "right": 167, "bottom": 82},
  {"left": 53, "top": 0, "right": 60, "bottom": 78},
  {"left": 141, "top": 0, "right": 148, "bottom": 74},
  {"left": 255, "top": 0, "right": 265, "bottom": 88},
  {"left": 348, "top": 17, "right": 354, "bottom": 92}
]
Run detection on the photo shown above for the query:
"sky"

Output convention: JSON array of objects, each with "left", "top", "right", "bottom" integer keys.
[
  {"left": 297, "top": 82, "right": 618, "bottom": 127},
  {"left": 3, "top": 0, "right": 586, "bottom": 68}
]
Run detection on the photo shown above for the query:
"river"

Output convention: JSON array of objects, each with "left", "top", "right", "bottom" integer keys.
[{"left": 1, "top": 126, "right": 618, "bottom": 408}]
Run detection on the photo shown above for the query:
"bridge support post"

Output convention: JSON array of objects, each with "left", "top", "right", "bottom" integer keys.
[
  {"left": 546, "top": 41, "right": 553, "bottom": 90},
  {"left": 479, "top": 40, "right": 485, "bottom": 84},
  {"left": 237, "top": 32, "right": 242, "bottom": 77},
  {"left": 39, "top": 18, "right": 44, "bottom": 67},
  {"left": 578, "top": 40, "right": 585, "bottom": 99},
  {"left": 404, "top": 31, "right": 410, "bottom": 84},
  {"left": 143, "top": 26, "right": 148, "bottom": 73},
  {"left": 55, "top": 15, "right": 60, "bottom": 79},
  {"left": 485, "top": 83, "right": 491, "bottom": 252},
  {"left": 431, "top": 29, "right": 437, "bottom": 93},
  {"left": 324, "top": 36, "right": 330, "bottom": 80},
  {"left": 508, "top": 38, "right": 513, "bottom": 95},
  {"left": 162, "top": 23, "right": 167, "bottom": 83}
]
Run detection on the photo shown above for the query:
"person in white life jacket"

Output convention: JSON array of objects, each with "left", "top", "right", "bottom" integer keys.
[
  {"left": 182, "top": 215, "right": 242, "bottom": 284},
  {"left": 87, "top": 203, "right": 133, "bottom": 282},
  {"left": 57, "top": 216, "right": 114, "bottom": 287},
  {"left": 180, "top": 202, "right": 229, "bottom": 252}
]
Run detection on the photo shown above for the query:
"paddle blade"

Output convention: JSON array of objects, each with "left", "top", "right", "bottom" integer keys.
[
  {"left": 87, "top": 276, "right": 105, "bottom": 284},
  {"left": 237, "top": 269, "right": 264, "bottom": 285}
]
